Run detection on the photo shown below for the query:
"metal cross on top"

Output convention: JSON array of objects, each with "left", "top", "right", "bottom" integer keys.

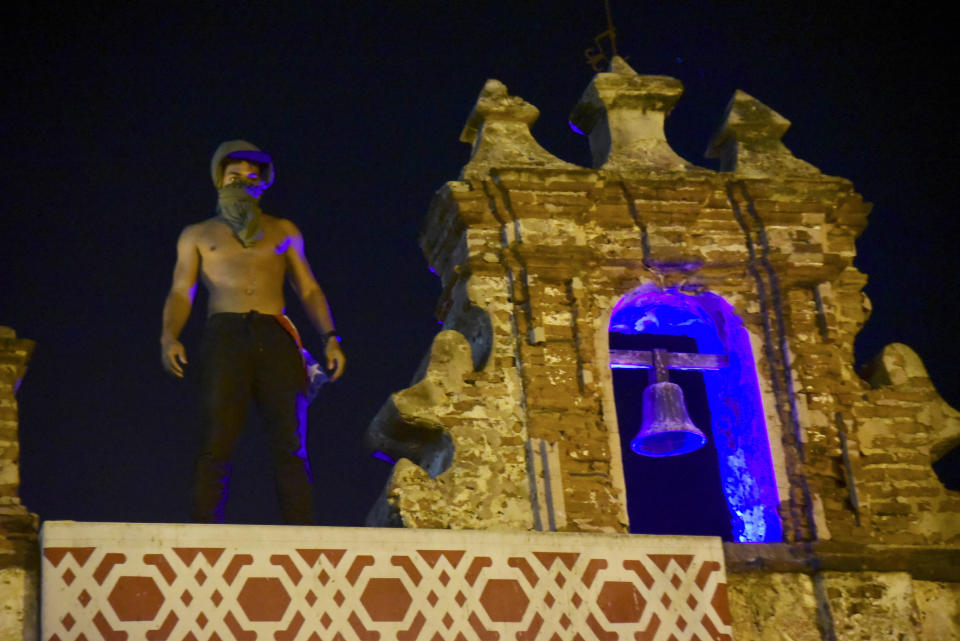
[{"left": 609, "top": 347, "right": 729, "bottom": 457}]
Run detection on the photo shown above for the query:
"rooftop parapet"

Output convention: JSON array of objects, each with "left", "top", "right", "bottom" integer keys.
[{"left": 460, "top": 60, "right": 828, "bottom": 182}]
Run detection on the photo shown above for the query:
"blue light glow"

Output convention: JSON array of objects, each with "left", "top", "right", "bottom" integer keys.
[
  {"left": 371, "top": 450, "right": 397, "bottom": 464},
  {"left": 610, "top": 285, "right": 783, "bottom": 542}
]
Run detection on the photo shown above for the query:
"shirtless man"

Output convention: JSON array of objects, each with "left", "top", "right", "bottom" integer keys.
[{"left": 161, "top": 140, "right": 345, "bottom": 524}]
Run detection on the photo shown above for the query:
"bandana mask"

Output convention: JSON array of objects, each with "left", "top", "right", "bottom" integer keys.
[{"left": 216, "top": 179, "right": 265, "bottom": 247}]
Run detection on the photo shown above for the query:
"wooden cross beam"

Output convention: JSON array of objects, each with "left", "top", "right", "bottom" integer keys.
[{"left": 609, "top": 348, "right": 729, "bottom": 384}]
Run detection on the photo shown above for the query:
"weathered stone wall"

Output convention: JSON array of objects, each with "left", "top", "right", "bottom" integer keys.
[
  {"left": 406, "top": 166, "right": 872, "bottom": 537},
  {"left": 855, "top": 344, "right": 960, "bottom": 545},
  {"left": 364, "top": 57, "right": 959, "bottom": 637},
  {"left": 366, "top": 328, "right": 534, "bottom": 529},
  {"left": 728, "top": 571, "right": 822, "bottom": 641},
  {"left": 729, "top": 570, "right": 960, "bottom": 641},
  {"left": 0, "top": 327, "right": 38, "bottom": 640}
]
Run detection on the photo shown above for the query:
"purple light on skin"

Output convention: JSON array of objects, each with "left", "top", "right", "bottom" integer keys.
[
  {"left": 275, "top": 237, "right": 292, "bottom": 255},
  {"left": 371, "top": 450, "right": 396, "bottom": 464},
  {"left": 568, "top": 121, "right": 586, "bottom": 136},
  {"left": 610, "top": 285, "right": 783, "bottom": 543},
  {"left": 428, "top": 266, "right": 437, "bottom": 275}
]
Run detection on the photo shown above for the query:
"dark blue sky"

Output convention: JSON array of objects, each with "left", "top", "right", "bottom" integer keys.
[{"left": 4, "top": 2, "right": 957, "bottom": 526}]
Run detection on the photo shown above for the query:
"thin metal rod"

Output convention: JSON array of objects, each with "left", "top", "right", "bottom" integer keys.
[{"left": 604, "top": 0, "right": 618, "bottom": 58}]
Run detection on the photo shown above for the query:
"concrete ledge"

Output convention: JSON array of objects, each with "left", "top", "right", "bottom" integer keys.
[
  {"left": 42, "top": 521, "right": 731, "bottom": 641},
  {"left": 724, "top": 541, "right": 960, "bottom": 582}
]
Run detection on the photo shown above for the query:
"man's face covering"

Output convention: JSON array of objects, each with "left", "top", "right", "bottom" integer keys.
[{"left": 217, "top": 178, "right": 265, "bottom": 247}]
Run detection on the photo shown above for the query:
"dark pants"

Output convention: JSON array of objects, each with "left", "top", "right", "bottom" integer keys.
[{"left": 192, "top": 311, "right": 315, "bottom": 524}]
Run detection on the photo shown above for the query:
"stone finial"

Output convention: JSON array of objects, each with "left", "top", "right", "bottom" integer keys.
[
  {"left": 459, "top": 79, "right": 579, "bottom": 180},
  {"left": 569, "top": 56, "right": 690, "bottom": 171},
  {"left": 706, "top": 90, "right": 820, "bottom": 177}
]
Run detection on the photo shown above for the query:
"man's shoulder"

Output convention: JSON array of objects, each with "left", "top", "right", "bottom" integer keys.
[
  {"left": 262, "top": 214, "right": 301, "bottom": 236},
  {"left": 180, "top": 217, "right": 223, "bottom": 240}
]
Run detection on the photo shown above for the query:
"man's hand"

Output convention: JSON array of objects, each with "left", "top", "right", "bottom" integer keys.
[
  {"left": 162, "top": 339, "right": 188, "bottom": 378},
  {"left": 325, "top": 339, "right": 346, "bottom": 381}
]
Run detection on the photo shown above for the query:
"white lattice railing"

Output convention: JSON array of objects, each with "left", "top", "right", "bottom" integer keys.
[{"left": 41, "top": 521, "right": 732, "bottom": 641}]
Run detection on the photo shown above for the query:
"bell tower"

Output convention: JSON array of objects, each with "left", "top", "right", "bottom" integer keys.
[
  {"left": 365, "top": 58, "right": 880, "bottom": 542},
  {"left": 364, "top": 57, "right": 959, "bottom": 637}
]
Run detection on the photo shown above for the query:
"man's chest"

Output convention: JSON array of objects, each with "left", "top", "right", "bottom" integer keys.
[{"left": 198, "top": 227, "right": 290, "bottom": 277}]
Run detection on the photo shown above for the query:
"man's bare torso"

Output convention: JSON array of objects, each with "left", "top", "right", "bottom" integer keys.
[
  {"left": 188, "top": 214, "right": 294, "bottom": 316},
  {"left": 161, "top": 149, "right": 343, "bottom": 382}
]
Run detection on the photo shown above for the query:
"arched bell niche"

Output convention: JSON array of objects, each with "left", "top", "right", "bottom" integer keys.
[{"left": 609, "top": 284, "right": 783, "bottom": 542}]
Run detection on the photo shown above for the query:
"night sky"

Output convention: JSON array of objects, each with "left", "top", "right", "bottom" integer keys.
[{"left": 4, "top": 3, "right": 957, "bottom": 527}]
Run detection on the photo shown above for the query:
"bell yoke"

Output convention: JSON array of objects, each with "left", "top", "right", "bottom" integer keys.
[{"left": 608, "top": 346, "right": 729, "bottom": 456}]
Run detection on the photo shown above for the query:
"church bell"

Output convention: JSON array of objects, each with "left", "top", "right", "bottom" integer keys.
[{"left": 630, "top": 354, "right": 708, "bottom": 457}]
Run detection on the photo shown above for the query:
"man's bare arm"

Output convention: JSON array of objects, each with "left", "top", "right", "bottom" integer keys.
[
  {"left": 283, "top": 220, "right": 346, "bottom": 380},
  {"left": 161, "top": 227, "right": 200, "bottom": 378}
]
